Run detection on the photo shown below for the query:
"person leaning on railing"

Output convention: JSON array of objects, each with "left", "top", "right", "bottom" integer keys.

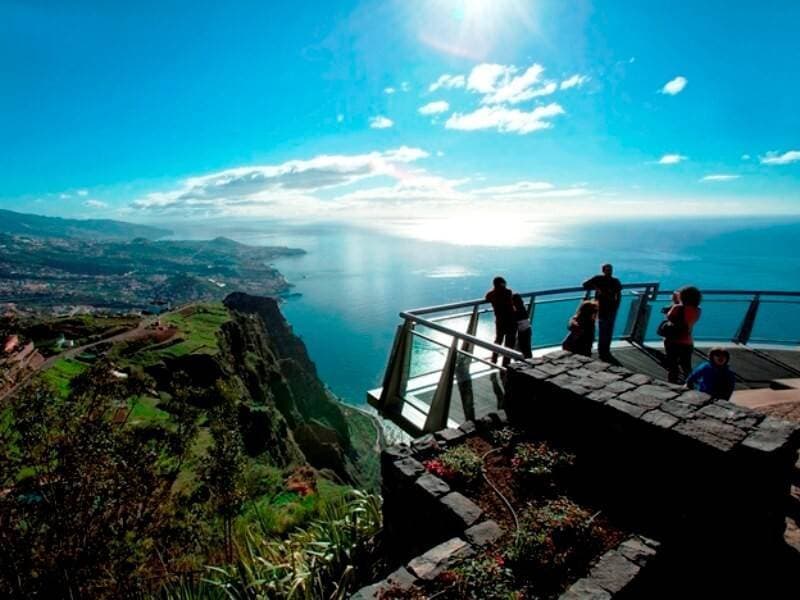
[{"left": 485, "top": 276, "right": 516, "bottom": 366}]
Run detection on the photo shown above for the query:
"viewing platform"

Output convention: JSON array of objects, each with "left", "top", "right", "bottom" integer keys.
[{"left": 367, "top": 283, "right": 800, "bottom": 437}]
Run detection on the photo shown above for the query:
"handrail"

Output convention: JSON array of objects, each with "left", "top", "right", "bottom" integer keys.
[
  {"left": 375, "top": 283, "right": 800, "bottom": 434},
  {"left": 653, "top": 289, "right": 800, "bottom": 297},
  {"left": 400, "top": 310, "right": 526, "bottom": 361},
  {"left": 406, "top": 282, "right": 660, "bottom": 316}
]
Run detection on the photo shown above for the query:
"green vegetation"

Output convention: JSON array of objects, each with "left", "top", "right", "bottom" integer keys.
[
  {"left": 340, "top": 405, "right": 381, "bottom": 491},
  {"left": 159, "top": 303, "right": 230, "bottom": 356},
  {"left": 40, "top": 357, "right": 87, "bottom": 397},
  {"left": 128, "top": 395, "right": 171, "bottom": 424}
]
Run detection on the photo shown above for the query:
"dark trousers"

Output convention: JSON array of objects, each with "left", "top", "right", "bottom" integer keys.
[
  {"left": 517, "top": 327, "right": 532, "bottom": 359},
  {"left": 597, "top": 313, "right": 616, "bottom": 358},
  {"left": 664, "top": 341, "right": 693, "bottom": 383},
  {"left": 492, "top": 321, "right": 517, "bottom": 365}
]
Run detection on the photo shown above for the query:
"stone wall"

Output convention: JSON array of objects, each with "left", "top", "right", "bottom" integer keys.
[{"left": 505, "top": 350, "right": 800, "bottom": 595}]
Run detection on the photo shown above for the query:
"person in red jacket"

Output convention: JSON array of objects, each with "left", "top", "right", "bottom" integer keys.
[
  {"left": 663, "top": 286, "right": 702, "bottom": 383},
  {"left": 485, "top": 276, "right": 516, "bottom": 365}
]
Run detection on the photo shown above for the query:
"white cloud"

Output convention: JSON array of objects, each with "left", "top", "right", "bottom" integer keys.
[
  {"left": 84, "top": 199, "right": 108, "bottom": 208},
  {"left": 700, "top": 174, "right": 740, "bottom": 182},
  {"left": 445, "top": 103, "right": 565, "bottom": 134},
  {"left": 336, "top": 114, "right": 344, "bottom": 123},
  {"left": 480, "top": 64, "right": 547, "bottom": 104},
  {"left": 429, "top": 74, "right": 466, "bottom": 92},
  {"left": 370, "top": 116, "right": 394, "bottom": 129},
  {"left": 384, "top": 87, "right": 396, "bottom": 94},
  {"left": 560, "top": 74, "right": 589, "bottom": 90},
  {"left": 661, "top": 76, "right": 687, "bottom": 95},
  {"left": 760, "top": 150, "right": 800, "bottom": 165},
  {"left": 59, "top": 193, "right": 71, "bottom": 200},
  {"left": 436, "top": 151, "right": 444, "bottom": 157},
  {"left": 467, "top": 63, "right": 515, "bottom": 93},
  {"left": 418, "top": 101, "right": 450, "bottom": 115},
  {"left": 657, "top": 154, "right": 687, "bottom": 165},
  {"left": 132, "top": 147, "right": 430, "bottom": 214},
  {"left": 77, "top": 189, "right": 89, "bottom": 196},
  {"left": 741, "top": 154, "right": 751, "bottom": 160},
  {"left": 400, "top": 81, "right": 410, "bottom": 92}
]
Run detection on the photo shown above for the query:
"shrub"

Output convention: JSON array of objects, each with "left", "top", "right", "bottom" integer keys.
[
  {"left": 506, "top": 497, "right": 594, "bottom": 577},
  {"left": 450, "top": 555, "right": 521, "bottom": 599},
  {"left": 424, "top": 445, "right": 483, "bottom": 486},
  {"left": 511, "top": 442, "right": 575, "bottom": 483}
]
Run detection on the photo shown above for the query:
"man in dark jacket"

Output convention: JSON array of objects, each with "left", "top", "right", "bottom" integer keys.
[
  {"left": 582, "top": 264, "right": 622, "bottom": 361},
  {"left": 485, "top": 276, "right": 516, "bottom": 365}
]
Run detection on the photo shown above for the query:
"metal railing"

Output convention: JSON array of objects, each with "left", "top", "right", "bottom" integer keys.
[{"left": 372, "top": 283, "right": 800, "bottom": 434}]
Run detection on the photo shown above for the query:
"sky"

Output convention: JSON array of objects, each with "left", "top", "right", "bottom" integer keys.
[{"left": 1, "top": 0, "right": 799, "bottom": 244}]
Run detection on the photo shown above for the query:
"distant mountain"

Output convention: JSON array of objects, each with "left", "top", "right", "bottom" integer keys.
[{"left": 0, "top": 209, "right": 171, "bottom": 240}]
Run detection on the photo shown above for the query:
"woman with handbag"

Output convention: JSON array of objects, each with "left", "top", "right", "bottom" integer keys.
[{"left": 660, "top": 286, "right": 702, "bottom": 383}]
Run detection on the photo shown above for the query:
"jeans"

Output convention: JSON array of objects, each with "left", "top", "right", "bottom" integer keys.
[{"left": 597, "top": 313, "right": 616, "bottom": 358}]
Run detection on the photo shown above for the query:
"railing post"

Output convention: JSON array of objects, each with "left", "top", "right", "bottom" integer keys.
[
  {"left": 734, "top": 293, "right": 760, "bottom": 345},
  {"left": 424, "top": 338, "right": 458, "bottom": 432},
  {"left": 460, "top": 305, "right": 479, "bottom": 354},
  {"left": 626, "top": 284, "right": 658, "bottom": 344},
  {"left": 378, "top": 320, "right": 412, "bottom": 412}
]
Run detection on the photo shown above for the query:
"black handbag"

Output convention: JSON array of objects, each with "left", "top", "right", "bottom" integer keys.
[{"left": 657, "top": 305, "right": 687, "bottom": 339}]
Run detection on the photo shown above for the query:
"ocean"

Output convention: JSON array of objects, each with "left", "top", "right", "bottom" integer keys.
[{"left": 171, "top": 217, "right": 800, "bottom": 405}]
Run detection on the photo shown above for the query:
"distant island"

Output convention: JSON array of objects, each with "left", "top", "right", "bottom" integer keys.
[{"left": 0, "top": 209, "right": 304, "bottom": 313}]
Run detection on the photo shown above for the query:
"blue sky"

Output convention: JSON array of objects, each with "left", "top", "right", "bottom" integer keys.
[{"left": 1, "top": 0, "right": 799, "bottom": 241}]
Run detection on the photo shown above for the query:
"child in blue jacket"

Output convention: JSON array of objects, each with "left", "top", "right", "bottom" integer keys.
[{"left": 685, "top": 347, "right": 736, "bottom": 400}]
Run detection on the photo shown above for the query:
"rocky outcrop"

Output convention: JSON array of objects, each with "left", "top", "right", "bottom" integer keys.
[{"left": 220, "top": 292, "right": 359, "bottom": 483}]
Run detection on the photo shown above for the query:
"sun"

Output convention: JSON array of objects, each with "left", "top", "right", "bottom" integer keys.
[{"left": 414, "top": 0, "right": 539, "bottom": 59}]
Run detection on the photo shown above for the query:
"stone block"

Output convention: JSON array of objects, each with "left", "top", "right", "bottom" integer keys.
[
  {"left": 407, "top": 537, "right": 474, "bottom": 580},
  {"left": 464, "top": 519, "right": 504, "bottom": 547},
  {"left": 661, "top": 399, "right": 698, "bottom": 420},
  {"left": 560, "top": 579, "right": 612, "bottom": 600},
  {"left": 539, "top": 362, "right": 570, "bottom": 377},
  {"left": 570, "top": 367, "right": 597, "bottom": 379},
  {"left": 415, "top": 473, "right": 451, "bottom": 498},
  {"left": 411, "top": 434, "right": 439, "bottom": 458},
  {"left": 574, "top": 377, "right": 608, "bottom": 391},
  {"left": 545, "top": 350, "right": 572, "bottom": 360},
  {"left": 678, "top": 390, "right": 712, "bottom": 407},
  {"left": 391, "top": 457, "right": 426, "bottom": 481},
  {"left": 381, "top": 445, "right": 412, "bottom": 470},
  {"left": 588, "top": 550, "right": 641, "bottom": 594},
  {"left": 607, "top": 398, "right": 648, "bottom": 419},
  {"left": 588, "top": 370, "right": 624, "bottom": 383},
  {"left": 605, "top": 380, "right": 636, "bottom": 395},
  {"left": 435, "top": 427, "right": 465, "bottom": 445},
  {"left": 385, "top": 566, "right": 418, "bottom": 590},
  {"left": 636, "top": 384, "right": 679, "bottom": 401},
  {"left": 587, "top": 389, "right": 617, "bottom": 404},
  {"left": 617, "top": 390, "right": 663, "bottom": 410},
  {"left": 608, "top": 365, "right": 632, "bottom": 375},
  {"left": 626, "top": 373, "right": 652, "bottom": 386},
  {"left": 617, "top": 536, "right": 659, "bottom": 566},
  {"left": 742, "top": 416, "right": 800, "bottom": 454},
  {"left": 585, "top": 361, "right": 612, "bottom": 373},
  {"left": 458, "top": 420, "right": 477, "bottom": 435},
  {"left": 641, "top": 409, "right": 679, "bottom": 429},
  {"left": 524, "top": 356, "right": 546, "bottom": 366},
  {"left": 440, "top": 492, "right": 483, "bottom": 528}
]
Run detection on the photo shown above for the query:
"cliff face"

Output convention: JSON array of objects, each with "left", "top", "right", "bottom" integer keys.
[{"left": 219, "top": 292, "right": 364, "bottom": 484}]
